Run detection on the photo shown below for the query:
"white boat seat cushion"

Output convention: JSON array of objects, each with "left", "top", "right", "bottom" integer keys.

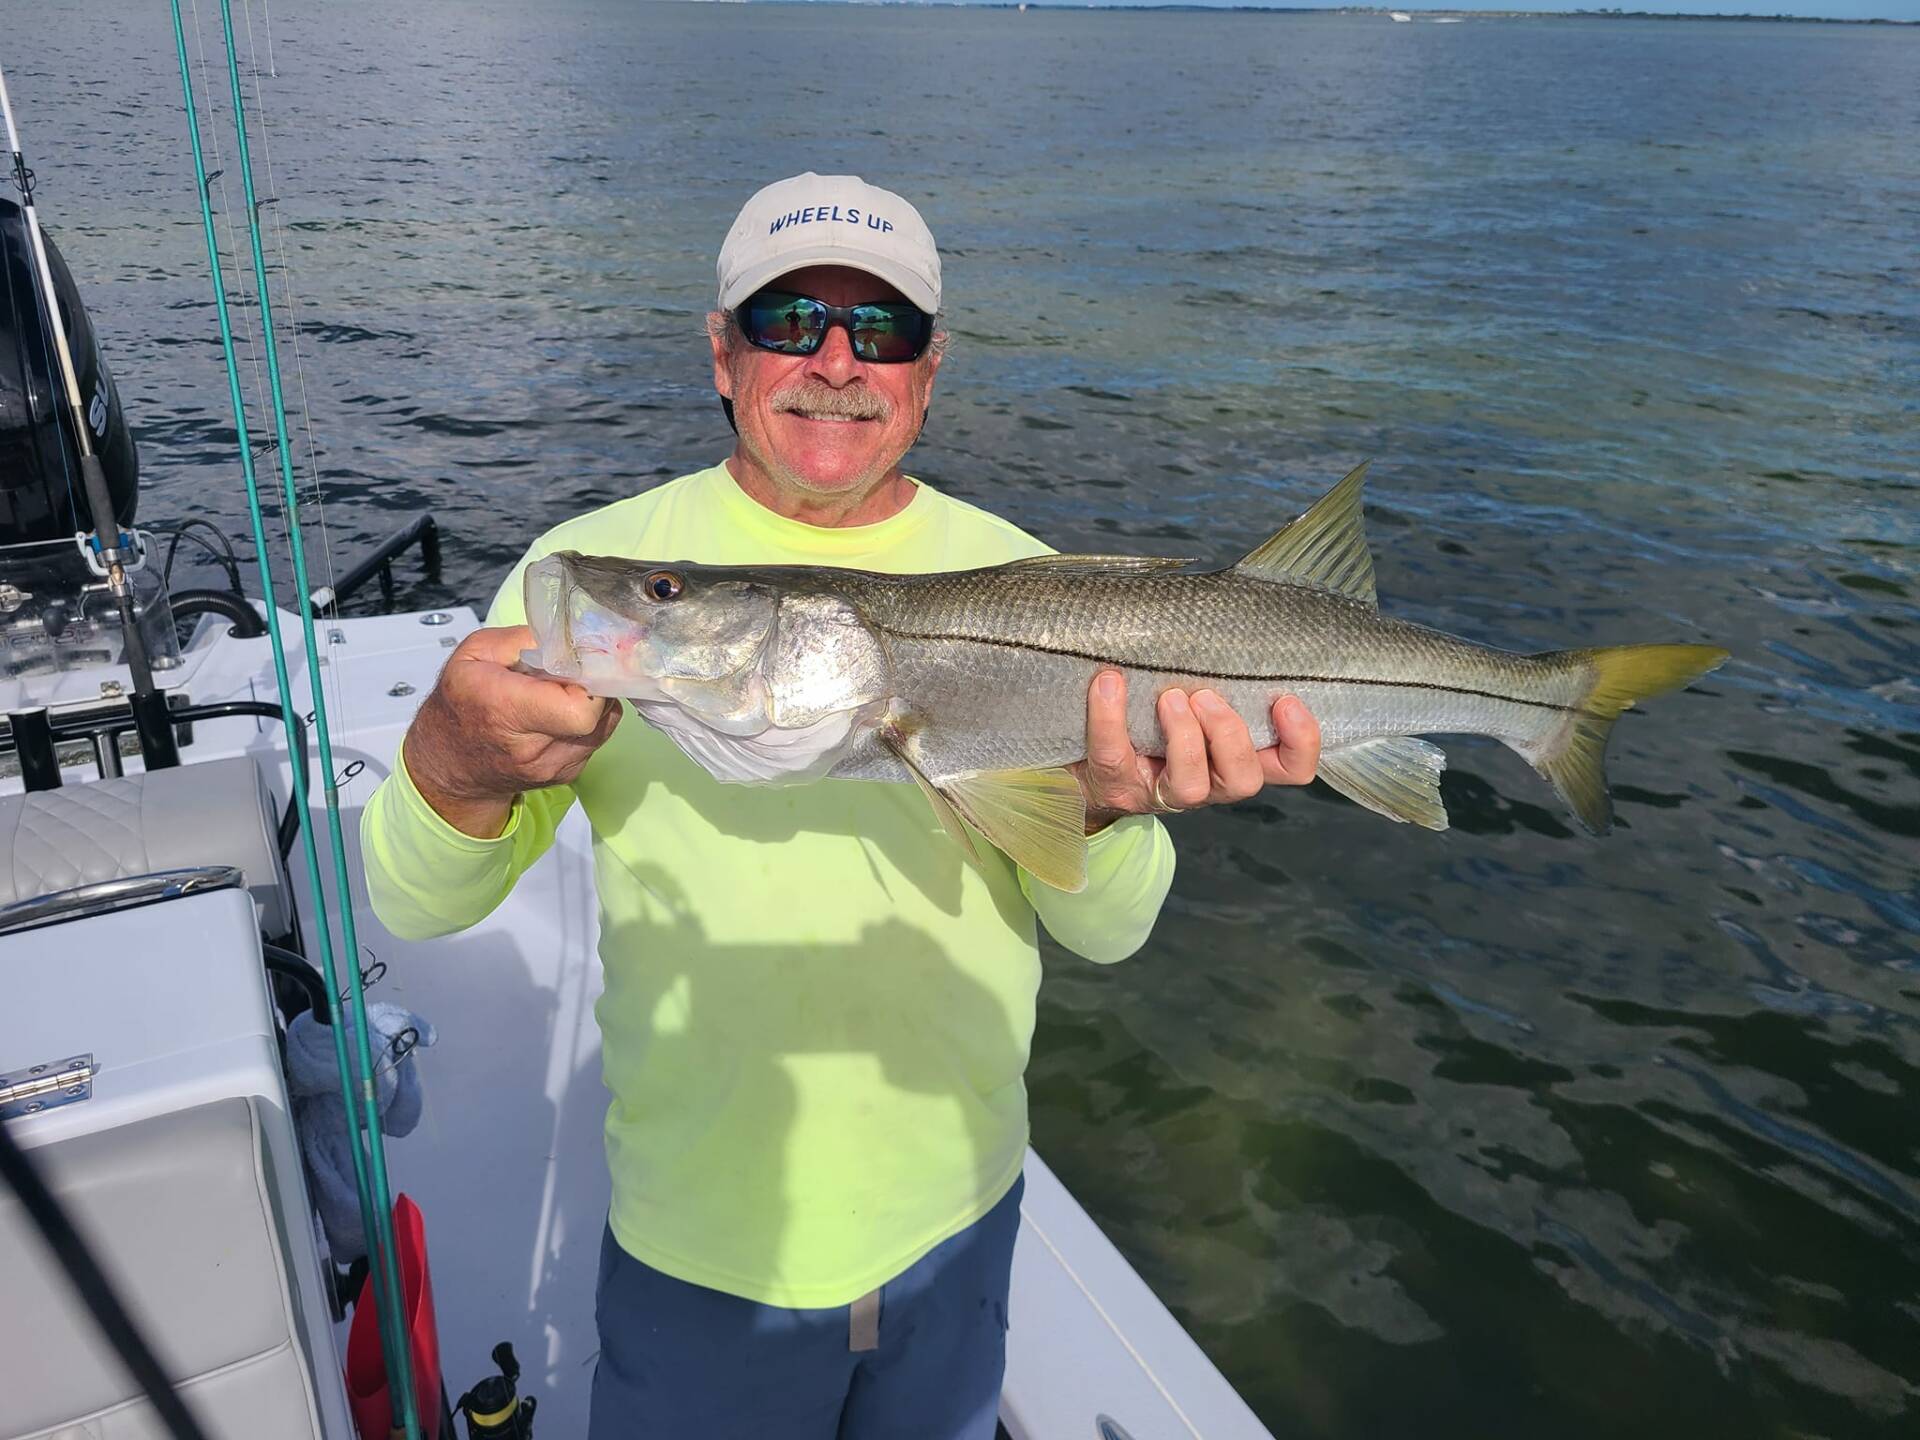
[
  {"left": 0, "top": 1097, "right": 327, "bottom": 1440},
  {"left": 0, "top": 757, "right": 290, "bottom": 936}
]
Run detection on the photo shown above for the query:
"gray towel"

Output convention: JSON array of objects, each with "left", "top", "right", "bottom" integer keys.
[{"left": 285, "top": 1002, "right": 435, "bottom": 1262}]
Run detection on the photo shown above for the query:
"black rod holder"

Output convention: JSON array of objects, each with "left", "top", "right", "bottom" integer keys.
[
  {"left": 8, "top": 708, "right": 62, "bottom": 790},
  {"left": 129, "top": 691, "right": 181, "bottom": 770}
]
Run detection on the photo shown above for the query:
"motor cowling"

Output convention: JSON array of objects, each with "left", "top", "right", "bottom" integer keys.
[{"left": 0, "top": 195, "right": 139, "bottom": 547}]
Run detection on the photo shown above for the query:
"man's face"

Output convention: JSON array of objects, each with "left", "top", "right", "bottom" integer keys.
[{"left": 711, "top": 265, "right": 942, "bottom": 501}]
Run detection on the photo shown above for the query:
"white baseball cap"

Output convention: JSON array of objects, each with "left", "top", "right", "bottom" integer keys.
[{"left": 716, "top": 173, "right": 941, "bottom": 316}]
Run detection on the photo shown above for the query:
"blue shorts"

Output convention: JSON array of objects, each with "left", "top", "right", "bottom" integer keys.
[{"left": 588, "top": 1175, "right": 1023, "bottom": 1439}]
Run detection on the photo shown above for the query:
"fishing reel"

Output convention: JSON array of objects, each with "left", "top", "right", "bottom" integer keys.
[{"left": 455, "top": 1342, "right": 536, "bottom": 1438}]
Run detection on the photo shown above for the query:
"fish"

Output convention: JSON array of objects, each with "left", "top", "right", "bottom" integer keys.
[{"left": 518, "top": 464, "right": 1729, "bottom": 891}]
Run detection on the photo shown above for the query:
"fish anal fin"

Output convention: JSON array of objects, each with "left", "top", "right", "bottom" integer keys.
[
  {"left": 1317, "top": 736, "right": 1449, "bottom": 830},
  {"left": 943, "top": 768, "right": 1090, "bottom": 893},
  {"left": 879, "top": 721, "right": 980, "bottom": 862},
  {"left": 1236, "top": 461, "right": 1378, "bottom": 606}
]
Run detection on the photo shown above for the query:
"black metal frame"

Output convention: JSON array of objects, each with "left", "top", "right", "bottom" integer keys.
[{"left": 309, "top": 514, "right": 441, "bottom": 615}]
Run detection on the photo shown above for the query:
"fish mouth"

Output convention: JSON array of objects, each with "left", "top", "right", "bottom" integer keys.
[
  {"left": 562, "top": 607, "right": 666, "bottom": 695},
  {"left": 521, "top": 555, "right": 658, "bottom": 692}
]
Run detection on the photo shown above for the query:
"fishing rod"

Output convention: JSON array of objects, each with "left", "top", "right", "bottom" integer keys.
[
  {"left": 164, "top": 5, "right": 422, "bottom": 1433},
  {"left": 0, "top": 60, "right": 178, "bottom": 769}
]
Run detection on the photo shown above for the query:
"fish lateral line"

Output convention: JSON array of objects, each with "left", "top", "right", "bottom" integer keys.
[{"left": 867, "top": 624, "right": 1579, "bottom": 715}]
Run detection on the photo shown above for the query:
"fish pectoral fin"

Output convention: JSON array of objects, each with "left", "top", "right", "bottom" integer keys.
[
  {"left": 1235, "top": 460, "right": 1378, "bottom": 606},
  {"left": 879, "top": 723, "right": 981, "bottom": 862},
  {"left": 1316, "top": 737, "right": 1450, "bottom": 831},
  {"left": 877, "top": 716, "right": 1088, "bottom": 888},
  {"left": 942, "top": 768, "right": 1090, "bottom": 894}
]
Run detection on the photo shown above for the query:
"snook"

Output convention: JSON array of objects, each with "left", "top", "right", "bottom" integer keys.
[{"left": 520, "top": 464, "right": 1728, "bottom": 891}]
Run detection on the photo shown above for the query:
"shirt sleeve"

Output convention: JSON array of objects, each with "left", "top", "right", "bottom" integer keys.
[
  {"left": 359, "top": 536, "right": 579, "bottom": 941},
  {"left": 360, "top": 753, "right": 577, "bottom": 940},
  {"left": 1017, "top": 814, "right": 1176, "bottom": 964}
]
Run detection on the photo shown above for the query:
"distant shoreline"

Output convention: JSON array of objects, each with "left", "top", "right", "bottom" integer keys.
[{"left": 853, "top": 3, "right": 1918, "bottom": 22}]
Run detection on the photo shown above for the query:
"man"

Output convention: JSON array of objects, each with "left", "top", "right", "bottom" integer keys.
[{"left": 361, "top": 173, "right": 1320, "bottom": 1438}]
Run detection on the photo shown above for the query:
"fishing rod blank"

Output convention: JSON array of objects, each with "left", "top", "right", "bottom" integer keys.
[{"left": 163, "top": 5, "right": 424, "bottom": 1432}]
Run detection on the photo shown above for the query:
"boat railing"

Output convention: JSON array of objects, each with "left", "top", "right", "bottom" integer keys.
[
  {"left": 308, "top": 514, "right": 441, "bottom": 617},
  {"left": 0, "top": 863, "right": 243, "bottom": 936}
]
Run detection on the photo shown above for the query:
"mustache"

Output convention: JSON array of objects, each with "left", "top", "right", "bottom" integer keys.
[{"left": 771, "top": 381, "right": 892, "bottom": 422}]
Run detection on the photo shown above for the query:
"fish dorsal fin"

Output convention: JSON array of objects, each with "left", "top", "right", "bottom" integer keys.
[
  {"left": 1235, "top": 462, "right": 1377, "bottom": 606},
  {"left": 999, "top": 553, "right": 1196, "bottom": 578}
]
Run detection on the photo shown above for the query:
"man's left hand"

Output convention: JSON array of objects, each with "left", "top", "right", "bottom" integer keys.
[{"left": 1071, "top": 669, "right": 1321, "bottom": 833}]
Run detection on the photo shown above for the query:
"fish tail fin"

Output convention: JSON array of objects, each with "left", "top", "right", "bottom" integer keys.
[{"left": 1523, "top": 643, "right": 1728, "bottom": 834}]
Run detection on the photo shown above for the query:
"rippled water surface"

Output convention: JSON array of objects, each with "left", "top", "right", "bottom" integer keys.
[{"left": 9, "top": 2, "right": 1919, "bottom": 1433}]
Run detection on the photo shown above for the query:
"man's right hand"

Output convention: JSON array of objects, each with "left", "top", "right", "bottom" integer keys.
[{"left": 402, "top": 624, "right": 621, "bottom": 838}]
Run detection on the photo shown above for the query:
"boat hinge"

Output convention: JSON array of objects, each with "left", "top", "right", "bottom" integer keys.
[{"left": 0, "top": 1053, "right": 96, "bottom": 1119}]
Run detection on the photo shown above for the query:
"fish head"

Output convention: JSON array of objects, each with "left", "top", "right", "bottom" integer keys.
[
  {"left": 522, "top": 551, "right": 894, "bottom": 785},
  {"left": 521, "top": 552, "right": 781, "bottom": 728}
]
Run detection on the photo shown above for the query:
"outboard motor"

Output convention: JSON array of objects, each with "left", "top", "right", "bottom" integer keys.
[
  {"left": 0, "top": 195, "right": 179, "bottom": 756},
  {"left": 0, "top": 194, "right": 139, "bottom": 547},
  {"left": 0, "top": 197, "right": 139, "bottom": 545}
]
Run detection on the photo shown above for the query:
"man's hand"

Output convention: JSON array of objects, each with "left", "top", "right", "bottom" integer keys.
[
  {"left": 402, "top": 624, "right": 621, "bottom": 838},
  {"left": 1071, "top": 669, "right": 1320, "bottom": 833}
]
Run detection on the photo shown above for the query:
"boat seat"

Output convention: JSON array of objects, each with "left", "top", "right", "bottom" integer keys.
[
  {"left": 0, "top": 757, "right": 291, "bottom": 937},
  {"left": 0, "top": 1096, "right": 332, "bottom": 1440}
]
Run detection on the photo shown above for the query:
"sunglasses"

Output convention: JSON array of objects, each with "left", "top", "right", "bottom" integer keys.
[{"left": 733, "top": 288, "right": 935, "bottom": 364}]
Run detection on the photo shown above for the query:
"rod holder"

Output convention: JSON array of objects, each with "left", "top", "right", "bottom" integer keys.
[
  {"left": 129, "top": 691, "right": 181, "bottom": 770},
  {"left": 8, "top": 708, "right": 62, "bottom": 791}
]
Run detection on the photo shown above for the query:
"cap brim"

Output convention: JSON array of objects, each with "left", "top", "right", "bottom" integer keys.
[{"left": 719, "top": 244, "right": 937, "bottom": 315}]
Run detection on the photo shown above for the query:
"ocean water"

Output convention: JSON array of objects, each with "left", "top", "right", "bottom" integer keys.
[{"left": 7, "top": 1, "right": 1918, "bottom": 1434}]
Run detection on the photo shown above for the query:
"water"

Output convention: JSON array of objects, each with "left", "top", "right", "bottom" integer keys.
[{"left": 9, "top": 2, "right": 1919, "bottom": 1433}]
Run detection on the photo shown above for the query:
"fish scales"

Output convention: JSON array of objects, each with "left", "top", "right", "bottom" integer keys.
[{"left": 829, "top": 566, "right": 1589, "bottom": 779}]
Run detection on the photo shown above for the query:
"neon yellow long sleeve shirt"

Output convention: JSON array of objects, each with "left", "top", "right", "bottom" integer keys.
[{"left": 361, "top": 462, "right": 1175, "bottom": 1307}]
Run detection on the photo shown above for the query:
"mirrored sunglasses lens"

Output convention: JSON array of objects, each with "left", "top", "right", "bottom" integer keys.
[
  {"left": 850, "top": 307, "right": 929, "bottom": 362},
  {"left": 744, "top": 295, "right": 825, "bottom": 353}
]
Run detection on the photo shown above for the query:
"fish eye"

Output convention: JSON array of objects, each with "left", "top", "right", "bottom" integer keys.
[{"left": 645, "top": 569, "right": 683, "bottom": 602}]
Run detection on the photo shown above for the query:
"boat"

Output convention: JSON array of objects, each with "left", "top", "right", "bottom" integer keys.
[
  {"left": 0, "top": 48, "right": 1277, "bottom": 1440},
  {"left": 1390, "top": 11, "right": 1413, "bottom": 21}
]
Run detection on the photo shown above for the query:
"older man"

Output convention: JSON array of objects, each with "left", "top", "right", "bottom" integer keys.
[{"left": 361, "top": 174, "right": 1319, "bottom": 1438}]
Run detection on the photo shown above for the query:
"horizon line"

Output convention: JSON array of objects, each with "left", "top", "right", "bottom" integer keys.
[{"left": 713, "top": 0, "right": 1918, "bottom": 22}]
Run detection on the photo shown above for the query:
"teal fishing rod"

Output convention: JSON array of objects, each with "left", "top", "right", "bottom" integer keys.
[{"left": 165, "top": 6, "right": 422, "bottom": 1434}]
